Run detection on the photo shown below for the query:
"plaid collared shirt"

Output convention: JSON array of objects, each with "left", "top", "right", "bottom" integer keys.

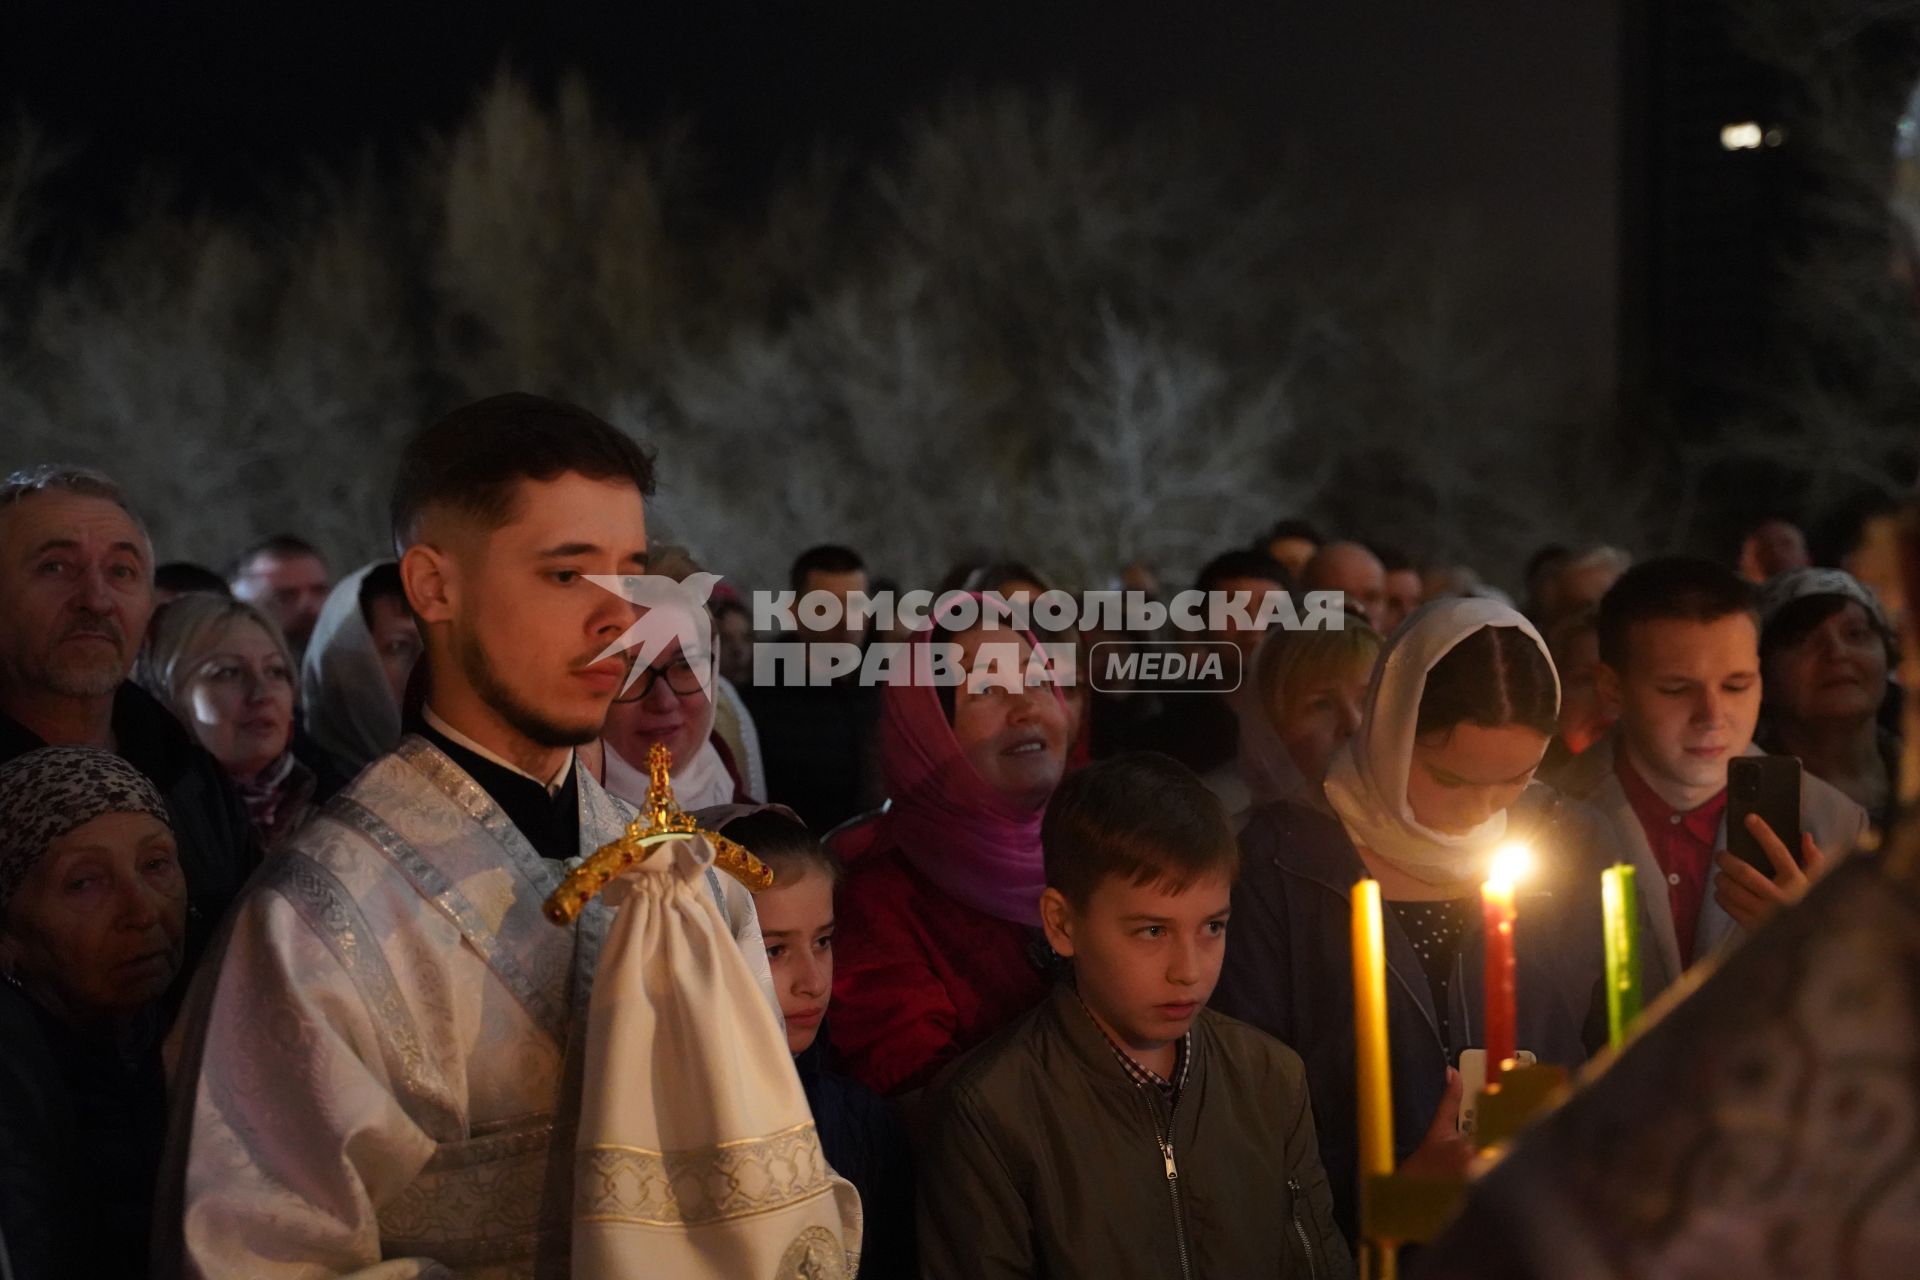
[{"left": 1078, "top": 994, "right": 1192, "bottom": 1102}]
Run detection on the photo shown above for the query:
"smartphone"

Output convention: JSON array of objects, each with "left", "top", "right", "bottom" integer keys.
[{"left": 1726, "top": 755, "right": 1802, "bottom": 876}]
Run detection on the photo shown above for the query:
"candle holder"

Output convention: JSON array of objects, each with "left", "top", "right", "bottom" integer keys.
[
  {"left": 1356, "top": 1064, "right": 1569, "bottom": 1275},
  {"left": 543, "top": 742, "right": 774, "bottom": 925},
  {"left": 1472, "top": 1060, "right": 1569, "bottom": 1151}
]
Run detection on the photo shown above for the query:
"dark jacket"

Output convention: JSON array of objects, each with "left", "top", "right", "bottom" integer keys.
[
  {"left": 0, "top": 983, "right": 168, "bottom": 1280},
  {"left": 918, "top": 982, "right": 1353, "bottom": 1280},
  {"left": 795, "top": 1040, "right": 916, "bottom": 1279},
  {"left": 1211, "top": 790, "right": 1613, "bottom": 1246},
  {"left": 0, "top": 683, "right": 261, "bottom": 969}
]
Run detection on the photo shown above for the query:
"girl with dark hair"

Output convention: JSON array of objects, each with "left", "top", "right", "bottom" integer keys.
[
  {"left": 1211, "top": 599, "right": 1614, "bottom": 1247},
  {"left": 721, "top": 808, "right": 918, "bottom": 1280}
]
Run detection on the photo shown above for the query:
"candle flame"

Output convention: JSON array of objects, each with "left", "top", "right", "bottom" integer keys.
[{"left": 1487, "top": 841, "right": 1533, "bottom": 889}]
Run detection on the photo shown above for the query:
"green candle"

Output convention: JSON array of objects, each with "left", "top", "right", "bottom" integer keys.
[{"left": 1601, "top": 863, "right": 1641, "bottom": 1049}]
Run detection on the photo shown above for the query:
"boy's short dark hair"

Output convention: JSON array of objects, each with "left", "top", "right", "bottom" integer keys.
[
  {"left": 389, "top": 393, "right": 656, "bottom": 552},
  {"left": 1042, "top": 752, "right": 1238, "bottom": 908},
  {"left": 789, "top": 544, "right": 866, "bottom": 593},
  {"left": 1597, "top": 555, "right": 1759, "bottom": 672}
]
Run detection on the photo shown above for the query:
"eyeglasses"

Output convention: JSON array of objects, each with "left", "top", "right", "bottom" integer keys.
[{"left": 613, "top": 653, "right": 712, "bottom": 703}]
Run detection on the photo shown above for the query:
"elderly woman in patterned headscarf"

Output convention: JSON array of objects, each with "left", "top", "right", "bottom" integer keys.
[{"left": 0, "top": 746, "right": 187, "bottom": 1280}]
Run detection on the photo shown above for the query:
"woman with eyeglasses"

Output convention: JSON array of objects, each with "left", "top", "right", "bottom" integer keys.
[{"left": 599, "top": 633, "right": 752, "bottom": 810}]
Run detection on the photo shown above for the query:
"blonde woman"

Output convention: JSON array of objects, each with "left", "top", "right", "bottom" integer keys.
[{"left": 137, "top": 594, "right": 339, "bottom": 848}]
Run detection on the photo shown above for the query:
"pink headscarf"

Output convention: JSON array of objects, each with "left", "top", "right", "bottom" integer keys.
[{"left": 877, "top": 613, "right": 1066, "bottom": 928}]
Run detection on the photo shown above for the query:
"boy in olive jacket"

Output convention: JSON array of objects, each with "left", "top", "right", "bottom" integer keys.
[{"left": 917, "top": 752, "right": 1353, "bottom": 1279}]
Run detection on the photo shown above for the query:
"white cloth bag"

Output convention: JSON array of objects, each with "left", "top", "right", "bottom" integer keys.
[{"left": 573, "top": 833, "right": 863, "bottom": 1278}]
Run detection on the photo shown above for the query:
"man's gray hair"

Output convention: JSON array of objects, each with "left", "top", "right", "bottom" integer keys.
[{"left": 0, "top": 464, "right": 152, "bottom": 549}]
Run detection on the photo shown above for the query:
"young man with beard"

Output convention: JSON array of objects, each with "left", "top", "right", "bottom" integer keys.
[{"left": 163, "top": 394, "right": 777, "bottom": 1278}]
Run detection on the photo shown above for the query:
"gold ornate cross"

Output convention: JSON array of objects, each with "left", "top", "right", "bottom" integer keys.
[{"left": 544, "top": 743, "right": 773, "bottom": 925}]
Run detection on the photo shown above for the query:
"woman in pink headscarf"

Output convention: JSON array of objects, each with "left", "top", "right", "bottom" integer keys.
[{"left": 828, "top": 617, "right": 1071, "bottom": 1096}]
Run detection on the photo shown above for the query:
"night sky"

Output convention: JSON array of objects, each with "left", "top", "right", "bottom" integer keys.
[{"left": 4, "top": 0, "right": 1620, "bottom": 389}]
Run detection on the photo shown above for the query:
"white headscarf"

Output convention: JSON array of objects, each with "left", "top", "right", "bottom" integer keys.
[
  {"left": 602, "top": 636, "right": 737, "bottom": 812},
  {"left": 300, "top": 562, "right": 404, "bottom": 772},
  {"left": 1322, "top": 597, "right": 1559, "bottom": 885}
]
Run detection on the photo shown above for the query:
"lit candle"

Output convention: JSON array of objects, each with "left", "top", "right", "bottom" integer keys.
[
  {"left": 1352, "top": 878, "right": 1394, "bottom": 1183},
  {"left": 1481, "top": 844, "right": 1529, "bottom": 1086},
  {"left": 1601, "top": 863, "right": 1641, "bottom": 1050}
]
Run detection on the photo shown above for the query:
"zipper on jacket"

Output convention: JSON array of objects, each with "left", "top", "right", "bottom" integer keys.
[
  {"left": 1286, "top": 1177, "right": 1322, "bottom": 1280},
  {"left": 1143, "top": 1091, "right": 1194, "bottom": 1280}
]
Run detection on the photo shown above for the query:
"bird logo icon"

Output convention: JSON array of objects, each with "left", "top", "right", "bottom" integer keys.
[{"left": 587, "top": 571, "right": 724, "bottom": 700}]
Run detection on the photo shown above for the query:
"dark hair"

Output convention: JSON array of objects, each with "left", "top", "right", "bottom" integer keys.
[
  {"left": 1524, "top": 543, "right": 1571, "bottom": 586},
  {"left": 1263, "top": 518, "right": 1322, "bottom": 547},
  {"left": 1194, "top": 549, "right": 1293, "bottom": 595},
  {"left": 357, "top": 561, "right": 408, "bottom": 631},
  {"left": 1415, "top": 625, "right": 1559, "bottom": 740},
  {"left": 389, "top": 393, "right": 656, "bottom": 552},
  {"left": 1372, "top": 544, "right": 1416, "bottom": 574},
  {"left": 721, "top": 810, "right": 841, "bottom": 888},
  {"left": 1742, "top": 513, "right": 1801, "bottom": 539},
  {"left": 232, "top": 534, "right": 325, "bottom": 578},
  {"left": 155, "top": 562, "right": 231, "bottom": 598},
  {"left": 1042, "top": 752, "right": 1238, "bottom": 908},
  {"left": 789, "top": 544, "right": 866, "bottom": 593},
  {"left": 960, "top": 559, "right": 1052, "bottom": 596},
  {"left": 1596, "top": 556, "right": 1759, "bottom": 672}
]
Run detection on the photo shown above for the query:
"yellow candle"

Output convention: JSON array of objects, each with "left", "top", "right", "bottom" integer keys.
[{"left": 1352, "top": 878, "right": 1394, "bottom": 1180}]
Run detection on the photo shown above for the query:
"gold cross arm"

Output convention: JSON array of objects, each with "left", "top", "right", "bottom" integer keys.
[{"left": 544, "top": 743, "right": 773, "bottom": 925}]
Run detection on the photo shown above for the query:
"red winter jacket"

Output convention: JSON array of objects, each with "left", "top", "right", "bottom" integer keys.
[{"left": 828, "top": 842, "right": 1050, "bottom": 1096}]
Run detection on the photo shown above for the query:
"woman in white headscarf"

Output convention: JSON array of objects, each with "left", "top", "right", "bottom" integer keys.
[
  {"left": 299, "top": 562, "right": 422, "bottom": 774},
  {"left": 1211, "top": 598, "right": 1615, "bottom": 1246},
  {"left": 600, "top": 629, "right": 754, "bottom": 812}
]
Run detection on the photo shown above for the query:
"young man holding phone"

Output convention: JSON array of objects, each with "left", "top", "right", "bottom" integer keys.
[{"left": 1553, "top": 556, "right": 1868, "bottom": 997}]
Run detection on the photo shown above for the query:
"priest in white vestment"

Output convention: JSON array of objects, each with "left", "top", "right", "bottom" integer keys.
[{"left": 160, "top": 395, "right": 798, "bottom": 1279}]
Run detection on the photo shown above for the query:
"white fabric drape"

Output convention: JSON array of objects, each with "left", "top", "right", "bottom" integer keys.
[{"left": 573, "top": 833, "right": 862, "bottom": 1278}]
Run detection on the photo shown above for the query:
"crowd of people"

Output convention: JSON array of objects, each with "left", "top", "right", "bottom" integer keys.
[{"left": 0, "top": 390, "right": 1901, "bottom": 1279}]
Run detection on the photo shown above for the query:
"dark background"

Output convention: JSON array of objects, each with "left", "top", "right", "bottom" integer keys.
[{"left": 2, "top": 0, "right": 1621, "bottom": 392}]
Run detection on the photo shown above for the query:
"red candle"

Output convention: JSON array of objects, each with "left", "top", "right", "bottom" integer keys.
[{"left": 1481, "top": 845, "right": 1527, "bottom": 1085}]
